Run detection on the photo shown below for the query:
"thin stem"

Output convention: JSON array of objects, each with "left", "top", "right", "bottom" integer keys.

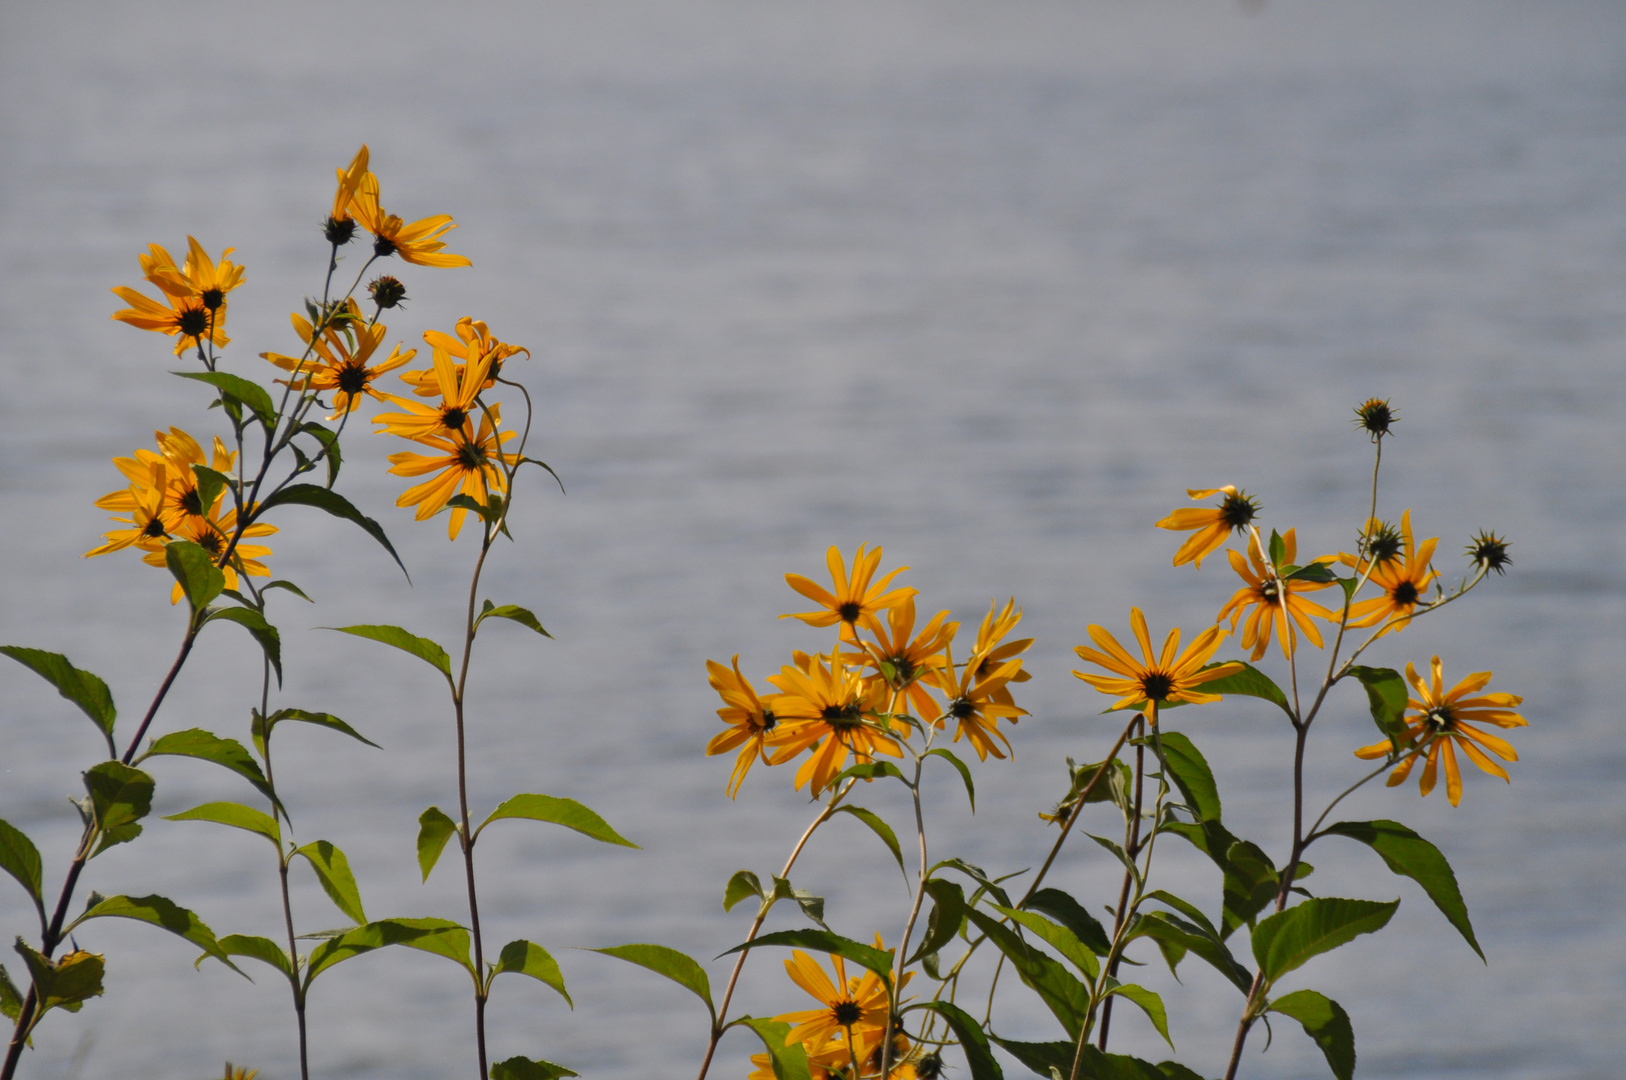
[
  {"left": 454, "top": 532, "right": 498, "bottom": 1080},
  {"left": 880, "top": 761, "right": 930, "bottom": 1077},
  {"left": 1095, "top": 716, "right": 1147, "bottom": 1052}
]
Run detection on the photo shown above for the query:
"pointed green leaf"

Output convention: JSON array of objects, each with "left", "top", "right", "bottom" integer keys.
[
  {"left": 926, "top": 747, "right": 975, "bottom": 811},
  {"left": 1251, "top": 898, "right": 1399, "bottom": 987},
  {"left": 832, "top": 760, "right": 907, "bottom": 785},
  {"left": 491, "top": 1057, "right": 579, "bottom": 1080},
  {"left": 1156, "top": 731, "right": 1221, "bottom": 823},
  {"left": 1285, "top": 562, "right": 1340, "bottom": 584},
  {"left": 259, "top": 708, "right": 379, "bottom": 751},
  {"left": 494, "top": 940, "right": 570, "bottom": 1005},
  {"left": 217, "top": 934, "right": 293, "bottom": 980},
  {"left": 205, "top": 607, "right": 282, "bottom": 687},
  {"left": 137, "top": 729, "right": 275, "bottom": 806},
  {"left": 992, "top": 904, "right": 1098, "bottom": 981},
  {"left": 15, "top": 939, "right": 104, "bottom": 1016},
  {"left": 1321, "top": 820, "right": 1481, "bottom": 960},
  {"left": 769, "top": 876, "right": 830, "bottom": 930},
  {"left": 1103, "top": 982, "right": 1173, "bottom": 1049},
  {"left": 1087, "top": 833, "right": 1142, "bottom": 889},
  {"left": 834, "top": 806, "right": 905, "bottom": 876},
  {"left": 69, "top": 894, "right": 239, "bottom": 973},
  {"left": 738, "top": 1016, "right": 813, "bottom": 1080},
  {"left": 908, "top": 879, "right": 966, "bottom": 966},
  {"left": 263, "top": 579, "right": 314, "bottom": 603},
  {"left": 589, "top": 943, "right": 711, "bottom": 1018},
  {"left": 1159, "top": 818, "right": 1239, "bottom": 870},
  {"left": 165, "top": 540, "right": 225, "bottom": 612},
  {"left": 1346, "top": 667, "right": 1410, "bottom": 750},
  {"left": 724, "top": 870, "right": 763, "bottom": 913},
  {"left": 258, "top": 485, "right": 406, "bottom": 578},
  {"left": 0, "top": 647, "right": 117, "bottom": 756},
  {"left": 934, "top": 857, "right": 1015, "bottom": 909},
  {"left": 918, "top": 1000, "right": 1003, "bottom": 1079},
  {"left": 1221, "top": 841, "right": 1279, "bottom": 940},
  {"left": 1133, "top": 911, "right": 1252, "bottom": 994},
  {"left": 295, "top": 841, "right": 367, "bottom": 925},
  {"left": 475, "top": 601, "right": 552, "bottom": 638},
  {"left": 0, "top": 819, "right": 43, "bottom": 909},
  {"left": 1267, "top": 530, "right": 1286, "bottom": 567},
  {"left": 328, "top": 624, "right": 450, "bottom": 678},
  {"left": 304, "top": 917, "right": 465, "bottom": 984},
  {"left": 1198, "top": 661, "right": 1292, "bottom": 719},
  {"left": 83, "top": 761, "right": 153, "bottom": 857},
  {"left": 719, "top": 930, "right": 893, "bottom": 985},
  {"left": 173, "top": 370, "right": 276, "bottom": 427},
  {"left": 416, "top": 806, "right": 459, "bottom": 882},
  {"left": 296, "top": 421, "right": 342, "bottom": 488},
  {"left": 965, "top": 908, "right": 1088, "bottom": 1038},
  {"left": 0, "top": 963, "right": 21, "bottom": 1022},
  {"left": 400, "top": 919, "right": 474, "bottom": 973},
  {"left": 986, "top": 1036, "right": 1072, "bottom": 1077},
  {"left": 165, "top": 802, "right": 280, "bottom": 848},
  {"left": 1268, "top": 989, "right": 1355, "bottom": 1080},
  {"left": 1026, "top": 888, "right": 1113, "bottom": 957},
  {"left": 479, "top": 794, "right": 637, "bottom": 847}
]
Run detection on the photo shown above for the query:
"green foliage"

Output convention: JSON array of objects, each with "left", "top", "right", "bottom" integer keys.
[
  {"left": 164, "top": 802, "right": 281, "bottom": 849},
  {"left": 478, "top": 794, "right": 637, "bottom": 847},
  {"left": 303, "top": 918, "right": 465, "bottom": 985},
  {"left": 0, "top": 647, "right": 117, "bottom": 757},
  {"left": 832, "top": 761, "right": 907, "bottom": 785},
  {"left": 1198, "top": 661, "right": 1293, "bottom": 719},
  {"left": 1251, "top": 898, "right": 1399, "bottom": 988},
  {"left": 136, "top": 728, "right": 276, "bottom": 807},
  {"left": 416, "top": 806, "right": 459, "bottom": 881},
  {"left": 475, "top": 600, "right": 552, "bottom": 638},
  {"left": 1134, "top": 893, "right": 1252, "bottom": 994},
  {"left": 294, "top": 841, "right": 367, "bottom": 925},
  {"left": 14, "top": 940, "right": 103, "bottom": 1018},
  {"left": 0, "top": 819, "right": 43, "bottom": 911},
  {"left": 493, "top": 940, "right": 570, "bottom": 1006},
  {"left": 329, "top": 624, "right": 450, "bottom": 678},
  {"left": 165, "top": 540, "right": 225, "bottom": 612},
  {"left": 918, "top": 1000, "right": 1004, "bottom": 1080},
  {"left": 1347, "top": 666, "right": 1410, "bottom": 750},
  {"left": 589, "top": 944, "right": 711, "bottom": 1020},
  {"left": 82, "top": 761, "right": 154, "bottom": 856},
  {"left": 491, "top": 1057, "right": 579, "bottom": 1080},
  {"left": 907, "top": 879, "right": 966, "bottom": 965},
  {"left": 1268, "top": 989, "right": 1355, "bottom": 1080},
  {"left": 1155, "top": 731, "right": 1221, "bottom": 822},
  {"left": 926, "top": 747, "right": 976, "bottom": 811},
  {"left": 204, "top": 607, "right": 282, "bottom": 686},
  {"left": 173, "top": 370, "right": 276, "bottom": 428},
  {"left": 1101, "top": 980, "right": 1173, "bottom": 1048},
  {"left": 834, "top": 806, "right": 905, "bottom": 876},
  {"left": 1220, "top": 840, "right": 1280, "bottom": 940},
  {"left": 1320, "top": 820, "right": 1481, "bottom": 959},
  {"left": 965, "top": 908, "right": 1088, "bottom": 1039},
  {"left": 257, "top": 484, "right": 407, "bottom": 578},
  {"left": 0, "top": 963, "right": 22, "bottom": 1021},
  {"left": 768, "top": 876, "right": 830, "bottom": 930},
  {"left": 295, "top": 421, "right": 342, "bottom": 487},
  {"left": 68, "top": 894, "right": 238, "bottom": 973},
  {"left": 1025, "top": 888, "right": 1112, "bottom": 957},
  {"left": 724, "top": 870, "right": 763, "bottom": 912},
  {"left": 253, "top": 707, "right": 378, "bottom": 758},
  {"left": 719, "top": 930, "right": 894, "bottom": 986},
  {"left": 991, "top": 904, "right": 1099, "bottom": 982},
  {"left": 217, "top": 934, "right": 294, "bottom": 980},
  {"left": 738, "top": 1016, "right": 813, "bottom": 1080}
]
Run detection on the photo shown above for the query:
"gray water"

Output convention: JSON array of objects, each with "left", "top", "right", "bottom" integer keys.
[{"left": 2, "top": 2, "right": 1623, "bottom": 1078}]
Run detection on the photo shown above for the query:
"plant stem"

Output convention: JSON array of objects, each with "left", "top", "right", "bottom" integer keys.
[
  {"left": 880, "top": 761, "right": 930, "bottom": 1077},
  {"left": 1095, "top": 715, "right": 1147, "bottom": 1052},
  {"left": 454, "top": 532, "right": 498, "bottom": 1080}
]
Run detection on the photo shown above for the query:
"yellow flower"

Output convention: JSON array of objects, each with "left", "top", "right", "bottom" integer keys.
[
  {"left": 348, "top": 171, "right": 471, "bottom": 267},
  {"left": 1214, "top": 529, "right": 1336, "bottom": 660},
  {"left": 1155, "top": 486, "right": 1260, "bottom": 568},
  {"left": 967, "top": 598, "right": 1033, "bottom": 709},
  {"left": 400, "top": 317, "right": 529, "bottom": 397},
  {"left": 1339, "top": 510, "right": 1438, "bottom": 637},
  {"left": 372, "top": 344, "right": 498, "bottom": 442},
  {"left": 112, "top": 238, "right": 243, "bottom": 356},
  {"left": 926, "top": 642, "right": 1027, "bottom": 761},
  {"left": 775, "top": 939, "right": 910, "bottom": 1070},
  {"left": 767, "top": 650, "right": 897, "bottom": 793},
  {"left": 93, "top": 427, "right": 236, "bottom": 533},
  {"left": 85, "top": 480, "right": 172, "bottom": 558},
  {"left": 1354, "top": 657, "right": 1525, "bottom": 806},
  {"left": 385, "top": 412, "right": 517, "bottom": 539},
  {"left": 332, "top": 145, "right": 369, "bottom": 223},
  {"left": 261, "top": 301, "right": 416, "bottom": 417},
  {"left": 782, "top": 545, "right": 917, "bottom": 643},
  {"left": 111, "top": 285, "right": 226, "bottom": 356},
  {"left": 142, "top": 504, "right": 276, "bottom": 605},
  {"left": 845, "top": 597, "right": 957, "bottom": 725},
  {"left": 1072, "top": 608, "right": 1240, "bottom": 722},
  {"left": 222, "top": 1063, "right": 258, "bottom": 1080},
  {"left": 704, "top": 656, "right": 786, "bottom": 798}
]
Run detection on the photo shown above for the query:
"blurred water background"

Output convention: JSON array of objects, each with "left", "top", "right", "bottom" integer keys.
[{"left": 1, "top": 1, "right": 1623, "bottom": 1077}]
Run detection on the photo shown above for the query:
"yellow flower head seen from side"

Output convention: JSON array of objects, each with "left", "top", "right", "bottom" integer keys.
[
  {"left": 968, "top": 597, "right": 1034, "bottom": 708},
  {"left": 348, "top": 170, "right": 471, "bottom": 268},
  {"left": 373, "top": 344, "right": 498, "bottom": 443},
  {"left": 1155, "top": 486, "right": 1260, "bottom": 568},
  {"left": 926, "top": 641, "right": 1027, "bottom": 761},
  {"left": 1073, "top": 608, "right": 1240, "bottom": 722},
  {"left": 766, "top": 649, "right": 896, "bottom": 794},
  {"left": 775, "top": 938, "right": 911, "bottom": 1071},
  {"left": 91, "top": 427, "right": 236, "bottom": 536},
  {"left": 261, "top": 300, "right": 416, "bottom": 417},
  {"left": 1355, "top": 657, "right": 1525, "bottom": 807},
  {"left": 704, "top": 655, "right": 786, "bottom": 798},
  {"left": 1339, "top": 509, "right": 1439, "bottom": 638},
  {"left": 845, "top": 596, "right": 957, "bottom": 725},
  {"left": 401, "top": 317, "right": 530, "bottom": 397},
  {"left": 85, "top": 478, "right": 172, "bottom": 559},
  {"left": 782, "top": 544, "right": 917, "bottom": 644},
  {"left": 386, "top": 410, "right": 518, "bottom": 540},
  {"left": 332, "top": 145, "right": 369, "bottom": 223},
  {"left": 1214, "top": 528, "right": 1336, "bottom": 660}
]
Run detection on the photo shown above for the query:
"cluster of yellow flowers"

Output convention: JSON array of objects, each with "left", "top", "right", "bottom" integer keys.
[{"left": 705, "top": 544, "right": 1033, "bottom": 798}]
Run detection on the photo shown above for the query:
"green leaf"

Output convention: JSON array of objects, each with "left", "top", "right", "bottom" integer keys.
[
  {"left": 769, "top": 877, "right": 830, "bottom": 931},
  {"left": 1026, "top": 888, "right": 1113, "bottom": 957},
  {"left": 328, "top": 624, "right": 450, "bottom": 678},
  {"left": 15, "top": 939, "right": 104, "bottom": 1016},
  {"left": 1198, "top": 661, "right": 1293, "bottom": 719},
  {"left": 934, "top": 857, "right": 1014, "bottom": 909},
  {"left": 834, "top": 806, "right": 906, "bottom": 876},
  {"left": 258, "top": 485, "right": 407, "bottom": 579},
  {"left": 1159, "top": 818, "right": 1239, "bottom": 869},
  {"left": 494, "top": 940, "right": 571, "bottom": 1005},
  {"left": 0, "top": 647, "right": 117, "bottom": 756},
  {"left": 217, "top": 934, "right": 293, "bottom": 980},
  {"left": 719, "top": 930, "right": 894, "bottom": 986},
  {"left": 1267, "top": 530, "right": 1286, "bottom": 567},
  {"left": 908, "top": 879, "right": 966, "bottom": 966},
  {"left": 1133, "top": 911, "right": 1251, "bottom": 994},
  {"left": 1087, "top": 833, "right": 1142, "bottom": 889},
  {"left": 69, "top": 894, "right": 239, "bottom": 973},
  {"left": 0, "top": 963, "right": 22, "bottom": 1022},
  {"left": 165, "top": 540, "right": 225, "bottom": 612},
  {"left": 173, "top": 370, "right": 276, "bottom": 427},
  {"left": 475, "top": 600, "right": 552, "bottom": 638},
  {"left": 82, "top": 761, "right": 154, "bottom": 857},
  {"left": 918, "top": 1000, "right": 1004, "bottom": 1080},
  {"left": 0, "top": 819, "right": 43, "bottom": 909},
  {"left": 164, "top": 802, "right": 280, "bottom": 848},
  {"left": 263, "top": 579, "right": 314, "bottom": 604},
  {"left": 926, "top": 747, "right": 975, "bottom": 811},
  {"left": 491, "top": 1057, "right": 578, "bottom": 1080},
  {"left": 831, "top": 760, "right": 907, "bottom": 785},
  {"left": 738, "top": 1016, "right": 813, "bottom": 1080},
  {"left": 1153, "top": 1064, "right": 1210, "bottom": 1080},
  {"left": 986, "top": 1036, "right": 1072, "bottom": 1077},
  {"left": 1251, "top": 898, "right": 1399, "bottom": 987},
  {"left": 416, "top": 806, "right": 459, "bottom": 882},
  {"left": 190, "top": 465, "right": 232, "bottom": 521},
  {"left": 992, "top": 904, "right": 1098, "bottom": 982},
  {"left": 304, "top": 918, "right": 466, "bottom": 985},
  {"left": 965, "top": 908, "right": 1088, "bottom": 1038},
  {"left": 1155, "top": 731, "right": 1221, "bottom": 823},
  {"left": 257, "top": 707, "right": 379, "bottom": 755},
  {"left": 1285, "top": 562, "right": 1340, "bottom": 584},
  {"left": 479, "top": 794, "right": 637, "bottom": 847},
  {"left": 1221, "top": 840, "right": 1279, "bottom": 940},
  {"left": 137, "top": 728, "right": 276, "bottom": 807},
  {"left": 401, "top": 919, "right": 474, "bottom": 973},
  {"left": 205, "top": 607, "right": 282, "bottom": 687},
  {"left": 295, "top": 841, "right": 367, "bottom": 925},
  {"left": 296, "top": 421, "right": 342, "bottom": 488},
  {"left": 1103, "top": 982, "right": 1173, "bottom": 1049},
  {"left": 1268, "top": 989, "right": 1355, "bottom": 1080},
  {"left": 724, "top": 870, "right": 763, "bottom": 913},
  {"left": 1321, "top": 820, "right": 1481, "bottom": 960},
  {"left": 1347, "top": 667, "right": 1410, "bottom": 750},
  {"left": 588, "top": 944, "right": 711, "bottom": 1018}
]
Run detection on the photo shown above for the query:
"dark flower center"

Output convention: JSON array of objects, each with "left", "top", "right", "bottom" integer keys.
[
  {"left": 442, "top": 406, "right": 468, "bottom": 431},
  {"left": 336, "top": 362, "right": 370, "bottom": 395},
  {"left": 1353, "top": 398, "right": 1397, "bottom": 439},
  {"left": 178, "top": 486, "right": 204, "bottom": 517},
  {"left": 201, "top": 288, "right": 225, "bottom": 311},
  {"left": 141, "top": 518, "right": 168, "bottom": 539},
  {"left": 197, "top": 531, "right": 223, "bottom": 556},
  {"left": 324, "top": 216, "right": 357, "bottom": 246},
  {"left": 756, "top": 709, "right": 777, "bottom": 734},
  {"left": 949, "top": 697, "right": 976, "bottom": 720},
  {"left": 889, "top": 656, "right": 917, "bottom": 685},
  {"left": 373, "top": 234, "right": 398, "bottom": 258},
  {"left": 1390, "top": 580, "right": 1419, "bottom": 606},
  {"left": 368, "top": 275, "right": 408, "bottom": 310},
  {"left": 821, "top": 701, "right": 863, "bottom": 730},
  {"left": 1140, "top": 672, "right": 1175, "bottom": 701},
  {"left": 456, "top": 441, "right": 489, "bottom": 469},
  {"left": 837, "top": 601, "right": 862, "bottom": 623},
  {"left": 915, "top": 1052, "right": 945, "bottom": 1080},
  {"left": 1467, "top": 532, "right": 1512, "bottom": 575},
  {"left": 832, "top": 1000, "right": 862, "bottom": 1027},
  {"left": 177, "top": 306, "right": 210, "bottom": 337},
  {"left": 1422, "top": 705, "right": 1453, "bottom": 732},
  {"left": 1259, "top": 579, "right": 1281, "bottom": 601},
  {"left": 1220, "top": 491, "right": 1259, "bottom": 529}
]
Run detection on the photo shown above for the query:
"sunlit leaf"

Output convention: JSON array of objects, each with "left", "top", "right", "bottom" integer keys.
[
  {"left": 205, "top": 607, "right": 282, "bottom": 687},
  {"left": 295, "top": 841, "right": 367, "bottom": 925},
  {"left": 479, "top": 794, "right": 637, "bottom": 847},
  {"left": 1199, "top": 661, "right": 1292, "bottom": 719},
  {"left": 738, "top": 1017, "right": 812, "bottom": 1080},
  {"left": 724, "top": 870, "right": 763, "bottom": 913},
  {"left": 1346, "top": 667, "right": 1409, "bottom": 751},
  {"left": 69, "top": 893, "right": 239, "bottom": 974},
  {"left": 475, "top": 600, "right": 552, "bottom": 638},
  {"left": 0, "top": 819, "right": 43, "bottom": 909},
  {"left": 835, "top": 806, "right": 906, "bottom": 877},
  {"left": 164, "top": 802, "right": 280, "bottom": 849},
  {"left": 417, "top": 806, "right": 459, "bottom": 882},
  {"left": 588, "top": 944, "right": 710, "bottom": 1019},
  {"left": 217, "top": 934, "right": 293, "bottom": 980},
  {"left": 719, "top": 930, "right": 893, "bottom": 985},
  {"left": 494, "top": 940, "right": 570, "bottom": 1005},
  {"left": 328, "top": 624, "right": 450, "bottom": 678},
  {"left": 1320, "top": 820, "right": 1480, "bottom": 960},
  {"left": 173, "top": 370, "right": 276, "bottom": 427},
  {"left": 137, "top": 728, "right": 276, "bottom": 807},
  {"left": 82, "top": 762, "right": 154, "bottom": 857},
  {"left": 1156, "top": 730, "right": 1221, "bottom": 822},
  {"left": 165, "top": 540, "right": 225, "bottom": 612},
  {"left": 259, "top": 485, "right": 406, "bottom": 579},
  {"left": 926, "top": 747, "right": 975, "bottom": 811},
  {"left": 1251, "top": 898, "right": 1399, "bottom": 987}
]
